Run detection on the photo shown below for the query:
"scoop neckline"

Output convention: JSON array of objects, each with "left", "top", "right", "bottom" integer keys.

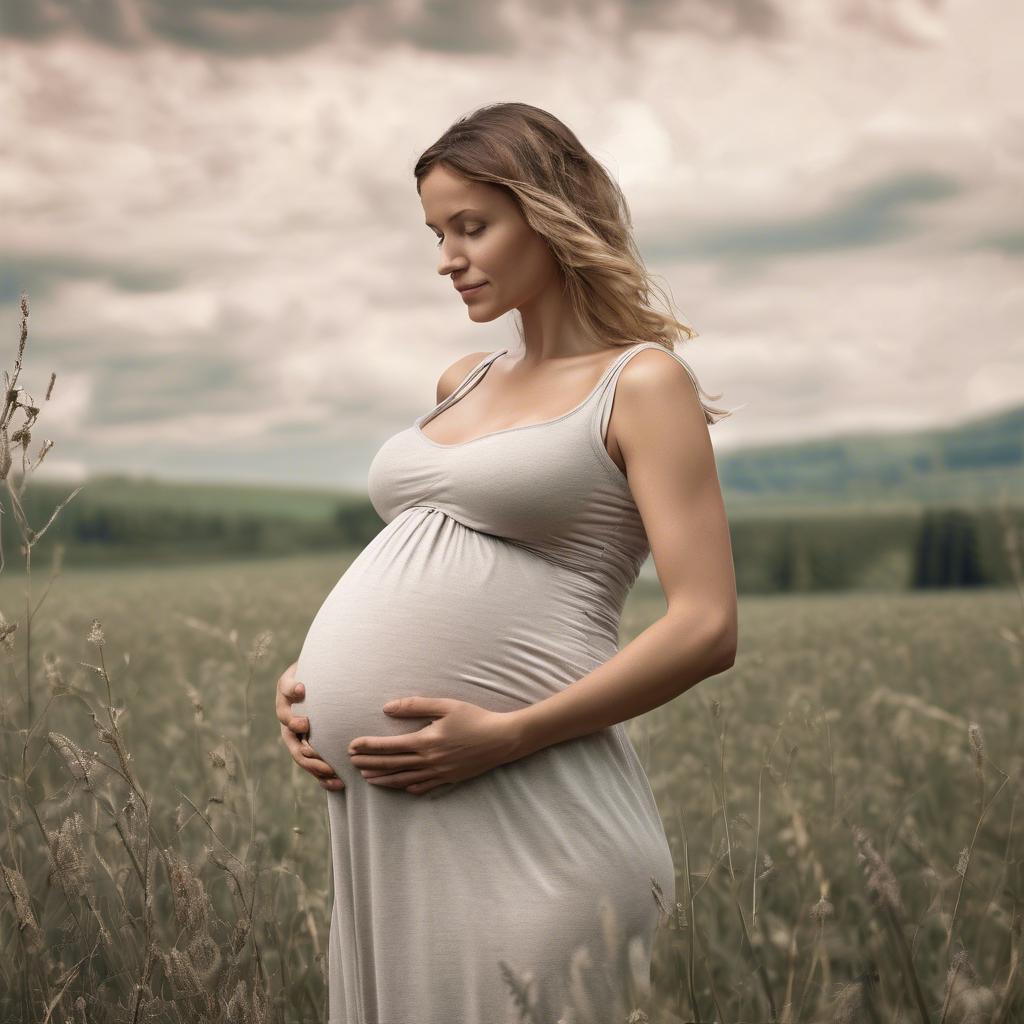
[{"left": 413, "top": 343, "right": 645, "bottom": 450}]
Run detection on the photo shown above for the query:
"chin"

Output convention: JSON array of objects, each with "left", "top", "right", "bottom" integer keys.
[{"left": 467, "top": 304, "right": 503, "bottom": 323}]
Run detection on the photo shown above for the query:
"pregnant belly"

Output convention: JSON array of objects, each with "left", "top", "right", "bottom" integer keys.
[{"left": 290, "top": 506, "right": 616, "bottom": 780}]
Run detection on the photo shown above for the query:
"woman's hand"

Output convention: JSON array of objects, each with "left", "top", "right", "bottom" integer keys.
[
  {"left": 348, "top": 697, "right": 523, "bottom": 795},
  {"left": 276, "top": 661, "right": 345, "bottom": 791}
]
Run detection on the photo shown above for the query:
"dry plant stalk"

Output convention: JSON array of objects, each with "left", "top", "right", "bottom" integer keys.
[{"left": 0, "top": 293, "right": 278, "bottom": 1021}]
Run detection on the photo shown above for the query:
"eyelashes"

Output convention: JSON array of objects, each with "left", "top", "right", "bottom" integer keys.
[{"left": 435, "top": 226, "right": 485, "bottom": 248}]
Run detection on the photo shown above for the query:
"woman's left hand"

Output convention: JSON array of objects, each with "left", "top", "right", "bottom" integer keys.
[{"left": 347, "top": 698, "right": 524, "bottom": 795}]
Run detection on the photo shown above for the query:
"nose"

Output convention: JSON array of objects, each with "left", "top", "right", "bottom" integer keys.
[{"left": 436, "top": 239, "right": 467, "bottom": 277}]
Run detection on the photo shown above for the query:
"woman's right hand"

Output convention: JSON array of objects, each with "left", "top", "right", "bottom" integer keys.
[{"left": 276, "top": 661, "right": 345, "bottom": 791}]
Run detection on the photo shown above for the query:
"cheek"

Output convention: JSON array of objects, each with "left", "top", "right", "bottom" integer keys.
[
  {"left": 477, "top": 225, "right": 525, "bottom": 278},
  {"left": 497, "top": 248, "right": 554, "bottom": 302},
  {"left": 481, "top": 234, "right": 544, "bottom": 294}
]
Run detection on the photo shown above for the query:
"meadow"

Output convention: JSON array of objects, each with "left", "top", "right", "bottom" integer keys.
[
  {"left": 1, "top": 294, "right": 1021, "bottom": 1022},
  {"left": 1, "top": 548, "right": 1021, "bottom": 1022}
]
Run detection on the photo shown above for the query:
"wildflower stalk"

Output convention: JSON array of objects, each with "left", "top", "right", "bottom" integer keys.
[
  {"left": 850, "top": 822, "right": 931, "bottom": 1024},
  {"left": 752, "top": 752, "right": 766, "bottom": 922},
  {"left": 944, "top": 724, "right": 1010, "bottom": 963},
  {"left": 2, "top": 297, "right": 101, "bottom": 954},
  {"left": 672, "top": 804, "right": 700, "bottom": 1023},
  {"left": 0, "top": 290, "right": 279, "bottom": 1017},
  {"left": 882, "top": 900, "right": 932, "bottom": 1024},
  {"left": 173, "top": 785, "right": 268, "bottom": 987},
  {"left": 796, "top": 888, "right": 835, "bottom": 1023},
  {"left": 711, "top": 700, "right": 735, "bottom": 880},
  {"left": 992, "top": 906, "right": 1022, "bottom": 1024},
  {"left": 937, "top": 950, "right": 965, "bottom": 1024},
  {"left": 2, "top": 295, "right": 83, "bottom": 727},
  {"left": 708, "top": 701, "right": 778, "bottom": 1021}
]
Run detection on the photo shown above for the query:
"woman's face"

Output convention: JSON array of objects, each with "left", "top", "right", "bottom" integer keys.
[{"left": 419, "top": 164, "right": 561, "bottom": 323}]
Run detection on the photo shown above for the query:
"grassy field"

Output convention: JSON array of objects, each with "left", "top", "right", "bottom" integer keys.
[{"left": 1, "top": 550, "right": 1021, "bottom": 1022}]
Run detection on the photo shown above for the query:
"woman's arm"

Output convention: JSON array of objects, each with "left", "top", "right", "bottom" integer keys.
[{"left": 507, "top": 347, "right": 738, "bottom": 758}]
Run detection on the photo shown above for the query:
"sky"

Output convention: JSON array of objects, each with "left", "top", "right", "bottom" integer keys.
[{"left": 2, "top": 0, "right": 1021, "bottom": 492}]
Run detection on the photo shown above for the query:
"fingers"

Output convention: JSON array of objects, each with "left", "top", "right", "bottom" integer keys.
[
  {"left": 279, "top": 725, "right": 345, "bottom": 790},
  {"left": 275, "top": 668, "right": 305, "bottom": 727},
  {"left": 275, "top": 677, "right": 292, "bottom": 724},
  {"left": 349, "top": 753, "right": 421, "bottom": 770},
  {"left": 361, "top": 768, "right": 435, "bottom": 789},
  {"left": 296, "top": 739, "right": 334, "bottom": 774}
]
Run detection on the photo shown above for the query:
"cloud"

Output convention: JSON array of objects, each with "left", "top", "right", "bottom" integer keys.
[
  {"left": 0, "top": 250, "right": 184, "bottom": 305},
  {"left": 0, "top": 0, "right": 1019, "bottom": 490},
  {"left": 973, "top": 230, "right": 1024, "bottom": 255},
  {"left": 4, "top": 0, "right": 939, "bottom": 57},
  {"left": 646, "top": 171, "right": 964, "bottom": 264},
  {"left": 1, "top": 0, "right": 351, "bottom": 55}
]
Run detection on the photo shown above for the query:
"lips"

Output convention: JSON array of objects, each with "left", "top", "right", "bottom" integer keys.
[{"left": 455, "top": 281, "right": 487, "bottom": 293}]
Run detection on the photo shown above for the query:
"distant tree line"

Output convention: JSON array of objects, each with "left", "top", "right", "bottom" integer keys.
[
  {"left": 2, "top": 485, "right": 1020, "bottom": 591},
  {"left": 728, "top": 505, "right": 1019, "bottom": 592},
  {"left": 717, "top": 403, "right": 1024, "bottom": 500},
  {"left": 0, "top": 486, "right": 384, "bottom": 567}
]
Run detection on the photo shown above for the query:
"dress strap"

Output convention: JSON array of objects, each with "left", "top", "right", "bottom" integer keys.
[
  {"left": 593, "top": 341, "right": 707, "bottom": 442},
  {"left": 422, "top": 348, "right": 508, "bottom": 425}
]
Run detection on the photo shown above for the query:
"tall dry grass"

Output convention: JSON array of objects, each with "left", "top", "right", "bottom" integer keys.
[
  {"left": 1, "top": 290, "right": 1022, "bottom": 1022},
  {"left": 1, "top": 295, "right": 288, "bottom": 1022}
]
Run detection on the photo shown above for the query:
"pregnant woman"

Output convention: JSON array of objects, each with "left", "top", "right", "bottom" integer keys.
[{"left": 275, "top": 102, "right": 738, "bottom": 1024}]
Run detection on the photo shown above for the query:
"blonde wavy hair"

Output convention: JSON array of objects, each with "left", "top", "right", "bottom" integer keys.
[{"left": 413, "top": 101, "right": 732, "bottom": 426}]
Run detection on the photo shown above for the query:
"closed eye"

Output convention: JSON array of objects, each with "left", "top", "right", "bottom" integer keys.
[{"left": 435, "top": 226, "right": 485, "bottom": 248}]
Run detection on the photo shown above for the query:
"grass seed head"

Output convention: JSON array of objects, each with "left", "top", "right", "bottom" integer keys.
[
  {"left": 757, "top": 851, "right": 776, "bottom": 881},
  {"left": 0, "top": 609, "right": 17, "bottom": 654},
  {"left": 968, "top": 722, "right": 985, "bottom": 779},
  {"left": 0, "top": 427, "right": 11, "bottom": 480},
  {"left": 226, "top": 980, "right": 250, "bottom": 1024},
  {"left": 230, "top": 915, "right": 251, "bottom": 958},
  {"left": 165, "top": 849, "right": 210, "bottom": 935},
  {"left": 945, "top": 946, "right": 997, "bottom": 1022},
  {"left": 1, "top": 864, "right": 43, "bottom": 952},
  {"left": 47, "top": 731, "right": 97, "bottom": 790},
  {"left": 45, "top": 812, "right": 89, "bottom": 898},
  {"left": 165, "top": 947, "right": 205, "bottom": 996},
  {"left": 810, "top": 895, "right": 834, "bottom": 923},
  {"left": 42, "top": 651, "right": 69, "bottom": 694},
  {"left": 247, "top": 629, "right": 273, "bottom": 665},
  {"left": 852, "top": 825, "right": 904, "bottom": 918},
  {"left": 832, "top": 978, "right": 867, "bottom": 1024},
  {"left": 187, "top": 929, "right": 222, "bottom": 980},
  {"left": 956, "top": 847, "right": 970, "bottom": 877}
]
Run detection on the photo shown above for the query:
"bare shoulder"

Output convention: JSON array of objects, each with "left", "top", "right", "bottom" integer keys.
[
  {"left": 436, "top": 351, "right": 493, "bottom": 405},
  {"left": 614, "top": 346, "right": 707, "bottom": 426},
  {"left": 609, "top": 345, "right": 718, "bottom": 492}
]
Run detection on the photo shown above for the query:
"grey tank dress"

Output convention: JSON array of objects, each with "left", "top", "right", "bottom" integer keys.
[{"left": 293, "top": 340, "right": 706, "bottom": 1024}]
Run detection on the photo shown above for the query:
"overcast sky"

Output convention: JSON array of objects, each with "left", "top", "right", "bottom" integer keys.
[{"left": 2, "top": 0, "right": 1020, "bottom": 492}]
